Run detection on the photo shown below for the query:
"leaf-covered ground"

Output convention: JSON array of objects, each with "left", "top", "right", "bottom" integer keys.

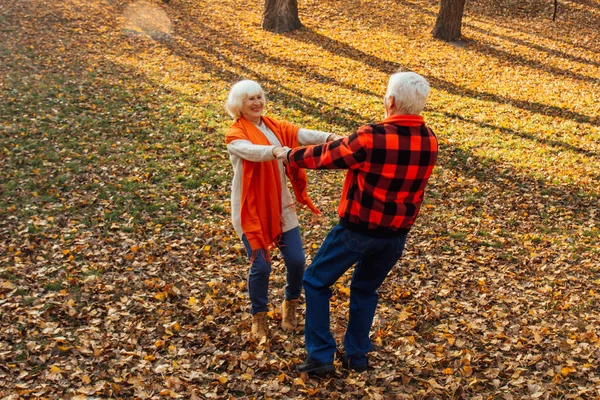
[{"left": 1, "top": 0, "right": 599, "bottom": 398}]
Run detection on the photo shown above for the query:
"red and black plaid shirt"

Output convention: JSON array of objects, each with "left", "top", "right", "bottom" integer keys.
[{"left": 288, "top": 114, "right": 438, "bottom": 237}]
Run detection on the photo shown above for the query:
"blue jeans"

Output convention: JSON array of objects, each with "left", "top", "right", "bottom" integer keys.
[
  {"left": 303, "top": 224, "right": 406, "bottom": 366},
  {"left": 242, "top": 227, "right": 305, "bottom": 315}
]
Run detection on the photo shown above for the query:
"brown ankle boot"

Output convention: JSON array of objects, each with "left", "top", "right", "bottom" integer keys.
[
  {"left": 251, "top": 312, "right": 269, "bottom": 339},
  {"left": 281, "top": 299, "right": 300, "bottom": 331}
]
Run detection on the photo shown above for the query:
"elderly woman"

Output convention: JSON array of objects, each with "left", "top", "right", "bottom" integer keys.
[{"left": 224, "top": 80, "right": 341, "bottom": 339}]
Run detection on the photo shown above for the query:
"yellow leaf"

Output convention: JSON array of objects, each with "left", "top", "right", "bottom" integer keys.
[
  {"left": 218, "top": 375, "right": 228, "bottom": 384},
  {"left": 188, "top": 297, "right": 197, "bottom": 305},
  {"left": 311, "top": 243, "right": 318, "bottom": 249},
  {"left": 1, "top": 281, "right": 15, "bottom": 290},
  {"left": 561, "top": 366, "right": 575, "bottom": 376},
  {"left": 173, "top": 322, "right": 181, "bottom": 332},
  {"left": 49, "top": 365, "right": 62, "bottom": 373},
  {"left": 397, "top": 311, "right": 409, "bottom": 322},
  {"left": 155, "top": 292, "right": 167, "bottom": 301},
  {"left": 293, "top": 377, "right": 306, "bottom": 387},
  {"left": 204, "top": 245, "right": 211, "bottom": 252},
  {"left": 443, "top": 368, "right": 453, "bottom": 375},
  {"left": 241, "top": 373, "right": 252, "bottom": 380},
  {"left": 462, "top": 365, "right": 473, "bottom": 377},
  {"left": 82, "top": 375, "right": 91, "bottom": 384},
  {"left": 131, "top": 245, "right": 139, "bottom": 253}
]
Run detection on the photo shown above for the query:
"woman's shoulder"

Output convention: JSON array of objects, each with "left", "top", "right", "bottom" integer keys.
[{"left": 225, "top": 119, "right": 249, "bottom": 142}]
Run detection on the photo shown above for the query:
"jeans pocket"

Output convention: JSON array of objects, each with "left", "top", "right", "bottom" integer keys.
[{"left": 341, "top": 229, "right": 374, "bottom": 253}]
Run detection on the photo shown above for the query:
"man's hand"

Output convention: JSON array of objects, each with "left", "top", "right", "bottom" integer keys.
[
  {"left": 276, "top": 147, "right": 291, "bottom": 163},
  {"left": 272, "top": 146, "right": 291, "bottom": 159}
]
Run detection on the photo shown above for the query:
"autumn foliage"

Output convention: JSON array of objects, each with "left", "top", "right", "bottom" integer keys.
[{"left": 0, "top": 0, "right": 599, "bottom": 398}]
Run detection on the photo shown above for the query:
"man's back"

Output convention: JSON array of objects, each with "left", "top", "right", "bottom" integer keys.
[{"left": 289, "top": 114, "right": 438, "bottom": 236}]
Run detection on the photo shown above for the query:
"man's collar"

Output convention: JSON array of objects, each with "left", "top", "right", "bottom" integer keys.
[{"left": 380, "top": 114, "right": 425, "bottom": 126}]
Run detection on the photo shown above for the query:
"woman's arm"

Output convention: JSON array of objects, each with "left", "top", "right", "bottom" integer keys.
[
  {"left": 227, "top": 139, "right": 280, "bottom": 162},
  {"left": 298, "top": 128, "right": 342, "bottom": 145}
]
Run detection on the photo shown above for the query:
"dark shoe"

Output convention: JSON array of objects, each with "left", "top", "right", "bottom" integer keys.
[
  {"left": 296, "top": 357, "right": 335, "bottom": 376},
  {"left": 341, "top": 354, "right": 373, "bottom": 373}
]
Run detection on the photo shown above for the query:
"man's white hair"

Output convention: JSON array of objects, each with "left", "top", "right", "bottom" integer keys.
[
  {"left": 385, "top": 72, "right": 430, "bottom": 115},
  {"left": 225, "top": 80, "right": 266, "bottom": 119}
]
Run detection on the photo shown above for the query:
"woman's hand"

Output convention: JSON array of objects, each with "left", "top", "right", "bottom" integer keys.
[
  {"left": 275, "top": 147, "right": 292, "bottom": 163},
  {"left": 272, "top": 146, "right": 291, "bottom": 158},
  {"left": 327, "top": 133, "right": 343, "bottom": 142}
]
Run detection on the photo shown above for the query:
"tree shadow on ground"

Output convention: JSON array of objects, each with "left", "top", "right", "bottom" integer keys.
[
  {"left": 288, "top": 28, "right": 600, "bottom": 127},
  {"left": 157, "top": 24, "right": 370, "bottom": 131},
  {"left": 443, "top": 112, "right": 599, "bottom": 159},
  {"left": 465, "top": 24, "right": 600, "bottom": 69},
  {"left": 465, "top": 38, "right": 599, "bottom": 84},
  {"left": 463, "top": 0, "right": 600, "bottom": 53},
  {"left": 398, "top": 0, "right": 600, "bottom": 56}
]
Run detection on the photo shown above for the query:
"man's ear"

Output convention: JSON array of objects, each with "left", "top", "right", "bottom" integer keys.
[{"left": 387, "top": 95, "right": 396, "bottom": 109}]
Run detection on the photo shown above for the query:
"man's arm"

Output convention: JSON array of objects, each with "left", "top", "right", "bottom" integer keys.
[{"left": 284, "top": 131, "right": 367, "bottom": 170}]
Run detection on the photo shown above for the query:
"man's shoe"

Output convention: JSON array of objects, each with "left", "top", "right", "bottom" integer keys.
[
  {"left": 296, "top": 357, "right": 335, "bottom": 376},
  {"left": 341, "top": 354, "right": 373, "bottom": 373}
]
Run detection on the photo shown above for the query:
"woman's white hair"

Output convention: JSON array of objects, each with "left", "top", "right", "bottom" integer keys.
[
  {"left": 385, "top": 72, "right": 430, "bottom": 115},
  {"left": 225, "top": 80, "right": 266, "bottom": 119}
]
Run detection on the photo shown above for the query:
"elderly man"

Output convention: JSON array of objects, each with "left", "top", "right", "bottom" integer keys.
[{"left": 278, "top": 71, "right": 438, "bottom": 375}]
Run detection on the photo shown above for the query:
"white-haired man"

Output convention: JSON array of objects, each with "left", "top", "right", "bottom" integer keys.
[{"left": 278, "top": 71, "right": 439, "bottom": 375}]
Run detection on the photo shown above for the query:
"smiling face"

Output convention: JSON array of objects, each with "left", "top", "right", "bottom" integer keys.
[{"left": 240, "top": 92, "right": 265, "bottom": 123}]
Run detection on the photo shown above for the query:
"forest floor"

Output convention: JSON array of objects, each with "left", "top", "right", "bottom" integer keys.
[{"left": 1, "top": 0, "right": 599, "bottom": 398}]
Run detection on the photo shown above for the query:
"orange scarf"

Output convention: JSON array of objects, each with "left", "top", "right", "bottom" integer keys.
[{"left": 225, "top": 116, "right": 320, "bottom": 253}]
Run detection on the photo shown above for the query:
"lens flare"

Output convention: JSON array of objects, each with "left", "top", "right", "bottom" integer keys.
[{"left": 122, "top": 0, "right": 172, "bottom": 40}]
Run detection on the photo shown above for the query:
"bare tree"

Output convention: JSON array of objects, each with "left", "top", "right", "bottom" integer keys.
[
  {"left": 431, "top": 0, "right": 467, "bottom": 42},
  {"left": 262, "top": 0, "right": 303, "bottom": 33}
]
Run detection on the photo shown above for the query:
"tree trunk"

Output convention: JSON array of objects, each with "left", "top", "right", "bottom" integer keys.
[
  {"left": 431, "top": 0, "right": 466, "bottom": 42},
  {"left": 262, "top": 0, "right": 302, "bottom": 33}
]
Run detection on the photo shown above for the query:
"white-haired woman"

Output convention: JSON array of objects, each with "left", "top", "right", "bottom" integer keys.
[{"left": 224, "top": 80, "right": 341, "bottom": 339}]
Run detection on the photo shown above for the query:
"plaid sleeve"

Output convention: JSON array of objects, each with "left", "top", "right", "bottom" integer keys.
[{"left": 289, "top": 129, "right": 368, "bottom": 170}]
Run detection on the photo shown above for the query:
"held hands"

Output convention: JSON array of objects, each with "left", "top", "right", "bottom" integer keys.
[
  {"left": 272, "top": 146, "right": 291, "bottom": 161},
  {"left": 327, "top": 133, "right": 343, "bottom": 142}
]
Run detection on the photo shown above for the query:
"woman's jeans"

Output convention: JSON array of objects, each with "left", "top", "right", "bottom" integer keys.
[
  {"left": 242, "top": 227, "right": 305, "bottom": 315},
  {"left": 303, "top": 224, "right": 406, "bottom": 367}
]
